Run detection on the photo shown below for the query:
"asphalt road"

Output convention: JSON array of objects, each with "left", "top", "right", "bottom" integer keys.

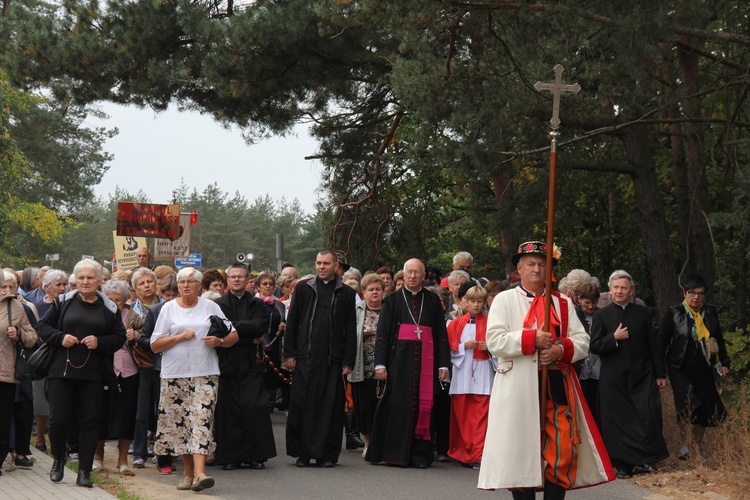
[{"left": 133, "top": 412, "right": 659, "bottom": 500}]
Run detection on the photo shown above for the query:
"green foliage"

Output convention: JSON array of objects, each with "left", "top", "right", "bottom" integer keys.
[
  {"left": 723, "top": 327, "right": 750, "bottom": 383},
  {"left": 0, "top": 71, "right": 71, "bottom": 266},
  {"left": 5, "top": 0, "right": 750, "bottom": 327}
]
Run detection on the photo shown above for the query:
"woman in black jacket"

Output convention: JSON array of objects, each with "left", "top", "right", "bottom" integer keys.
[
  {"left": 657, "top": 276, "right": 729, "bottom": 462},
  {"left": 37, "top": 260, "right": 126, "bottom": 487}
]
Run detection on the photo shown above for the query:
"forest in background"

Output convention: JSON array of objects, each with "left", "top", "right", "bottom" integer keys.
[{"left": 2, "top": 1, "right": 750, "bottom": 350}]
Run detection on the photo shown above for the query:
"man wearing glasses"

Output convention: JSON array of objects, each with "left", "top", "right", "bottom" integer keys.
[
  {"left": 212, "top": 263, "right": 276, "bottom": 470},
  {"left": 366, "top": 258, "right": 450, "bottom": 469}
]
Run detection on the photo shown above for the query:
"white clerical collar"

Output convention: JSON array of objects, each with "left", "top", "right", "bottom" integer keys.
[
  {"left": 231, "top": 291, "right": 245, "bottom": 299},
  {"left": 404, "top": 285, "right": 422, "bottom": 295},
  {"left": 613, "top": 301, "right": 628, "bottom": 309}
]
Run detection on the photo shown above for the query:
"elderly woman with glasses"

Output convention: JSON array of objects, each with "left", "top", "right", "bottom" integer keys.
[
  {"left": 151, "top": 267, "right": 238, "bottom": 492},
  {"left": 657, "top": 275, "right": 729, "bottom": 463},
  {"left": 0, "top": 271, "right": 38, "bottom": 473}
]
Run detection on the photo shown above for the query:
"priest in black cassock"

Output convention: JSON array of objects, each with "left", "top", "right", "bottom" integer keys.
[
  {"left": 283, "top": 249, "right": 357, "bottom": 468},
  {"left": 214, "top": 263, "right": 276, "bottom": 470},
  {"left": 589, "top": 269, "right": 668, "bottom": 479},
  {"left": 366, "top": 258, "right": 450, "bottom": 468}
]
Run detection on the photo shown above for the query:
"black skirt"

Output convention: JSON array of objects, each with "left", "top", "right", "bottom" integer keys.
[
  {"left": 108, "top": 373, "right": 139, "bottom": 440},
  {"left": 351, "top": 378, "right": 378, "bottom": 436}
]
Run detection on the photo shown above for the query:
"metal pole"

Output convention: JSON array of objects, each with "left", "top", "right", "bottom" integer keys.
[{"left": 276, "top": 233, "right": 284, "bottom": 274}]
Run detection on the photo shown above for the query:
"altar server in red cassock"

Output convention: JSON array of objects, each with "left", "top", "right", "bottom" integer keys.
[{"left": 447, "top": 285, "right": 495, "bottom": 468}]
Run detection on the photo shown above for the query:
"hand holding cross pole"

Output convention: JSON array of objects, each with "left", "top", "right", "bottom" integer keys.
[{"left": 533, "top": 64, "right": 579, "bottom": 433}]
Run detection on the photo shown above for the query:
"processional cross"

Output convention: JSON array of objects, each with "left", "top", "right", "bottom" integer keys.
[
  {"left": 533, "top": 64, "right": 579, "bottom": 436},
  {"left": 534, "top": 64, "right": 580, "bottom": 132}
]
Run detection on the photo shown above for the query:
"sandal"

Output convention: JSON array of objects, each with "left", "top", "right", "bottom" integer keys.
[
  {"left": 92, "top": 459, "right": 104, "bottom": 472},
  {"left": 191, "top": 473, "right": 215, "bottom": 492},
  {"left": 119, "top": 464, "right": 135, "bottom": 476},
  {"left": 177, "top": 476, "right": 194, "bottom": 490}
]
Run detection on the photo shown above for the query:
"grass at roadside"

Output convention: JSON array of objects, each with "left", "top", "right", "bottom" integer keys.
[{"left": 632, "top": 383, "right": 750, "bottom": 499}]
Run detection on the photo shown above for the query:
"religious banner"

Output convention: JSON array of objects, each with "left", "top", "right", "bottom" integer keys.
[
  {"left": 116, "top": 202, "right": 182, "bottom": 240},
  {"left": 113, "top": 231, "right": 148, "bottom": 271},
  {"left": 154, "top": 213, "right": 192, "bottom": 260}
]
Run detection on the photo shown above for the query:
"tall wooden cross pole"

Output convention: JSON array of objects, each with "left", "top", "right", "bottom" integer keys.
[{"left": 533, "top": 64, "right": 580, "bottom": 432}]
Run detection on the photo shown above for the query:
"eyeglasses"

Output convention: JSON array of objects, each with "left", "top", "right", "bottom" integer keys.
[
  {"left": 227, "top": 275, "right": 247, "bottom": 280},
  {"left": 404, "top": 270, "right": 423, "bottom": 276}
]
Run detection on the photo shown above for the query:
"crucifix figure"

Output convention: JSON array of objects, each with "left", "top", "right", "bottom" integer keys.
[
  {"left": 534, "top": 64, "right": 580, "bottom": 130},
  {"left": 415, "top": 326, "right": 422, "bottom": 340}
]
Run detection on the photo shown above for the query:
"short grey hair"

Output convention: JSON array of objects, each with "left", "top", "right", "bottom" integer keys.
[
  {"left": 131, "top": 267, "right": 157, "bottom": 288},
  {"left": 565, "top": 269, "right": 593, "bottom": 295},
  {"left": 448, "top": 270, "right": 470, "bottom": 285},
  {"left": 3, "top": 271, "right": 18, "bottom": 286},
  {"left": 453, "top": 251, "right": 473, "bottom": 265},
  {"left": 608, "top": 269, "right": 634, "bottom": 288},
  {"left": 42, "top": 269, "right": 68, "bottom": 289},
  {"left": 343, "top": 267, "right": 362, "bottom": 282},
  {"left": 102, "top": 279, "right": 130, "bottom": 300},
  {"left": 177, "top": 267, "right": 202, "bottom": 283},
  {"left": 72, "top": 259, "right": 103, "bottom": 279}
]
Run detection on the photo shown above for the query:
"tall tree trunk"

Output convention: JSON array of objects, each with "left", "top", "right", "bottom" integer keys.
[
  {"left": 677, "top": 34, "right": 716, "bottom": 287},
  {"left": 659, "top": 42, "right": 692, "bottom": 275},
  {"left": 491, "top": 166, "right": 517, "bottom": 276},
  {"left": 619, "top": 123, "right": 683, "bottom": 315}
]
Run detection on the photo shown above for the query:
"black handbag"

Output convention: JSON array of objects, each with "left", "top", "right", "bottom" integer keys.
[
  {"left": 25, "top": 341, "right": 54, "bottom": 380},
  {"left": 207, "top": 315, "right": 231, "bottom": 338}
]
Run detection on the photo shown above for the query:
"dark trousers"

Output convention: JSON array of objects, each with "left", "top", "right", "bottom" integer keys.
[
  {"left": 13, "top": 399, "right": 34, "bottom": 456},
  {"left": 48, "top": 378, "right": 103, "bottom": 473},
  {"left": 0, "top": 382, "right": 16, "bottom": 466},
  {"left": 133, "top": 367, "right": 156, "bottom": 460}
]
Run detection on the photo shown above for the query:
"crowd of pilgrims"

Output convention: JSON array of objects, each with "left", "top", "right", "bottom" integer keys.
[{"left": 0, "top": 246, "right": 730, "bottom": 494}]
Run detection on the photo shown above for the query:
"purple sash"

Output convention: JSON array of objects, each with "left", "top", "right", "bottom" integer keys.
[{"left": 398, "top": 324, "right": 433, "bottom": 441}]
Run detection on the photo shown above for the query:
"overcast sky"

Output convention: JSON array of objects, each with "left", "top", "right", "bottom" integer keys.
[{"left": 89, "top": 103, "right": 323, "bottom": 214}]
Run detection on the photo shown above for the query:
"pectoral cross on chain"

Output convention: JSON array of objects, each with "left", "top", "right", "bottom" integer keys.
[
  {"left": 415, "top": 327, "right": 422, "bottom": 340},
  {"left": 534, "top": 64, "right": 580, "bottom": 130}
]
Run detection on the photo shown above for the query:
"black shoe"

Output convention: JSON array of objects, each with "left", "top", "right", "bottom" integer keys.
[
  {"left": 247, "top": 461, "right": 265, "bottom": 470},
  {"left": 410, "top": 458, "right": 428, "bottom": 469},
  {"left": 346, "top": 435, "right": 365, "bottom": 450},
  {"left": 15, "top": 456, "right": 33, "bottom": 468},
  {"left": 205, "top": 458, "right": 216, "bottom": 466},
  {"left": 295, "top": 457, "right": 310, "bottom": 467},
  {"left": 222, "top": 463, "right": 240, "bottom": 470},
  {"left": 76, "top": 470, "right": 93, "bottom": 488},
  {"left": 615, "top": 468, "right": 632, "bottom": 479},
  {"left": 317, "top": 459, "right": 335, "bottom": 468},
  {"left": 50, "top": 458, "right": 65, "bottom": 483},
  {"left": 640, "top": 463, "right": 657, "bottom": 473},
  {"left": 35, "top": 443, "right": 47, "bottom": 453}
]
